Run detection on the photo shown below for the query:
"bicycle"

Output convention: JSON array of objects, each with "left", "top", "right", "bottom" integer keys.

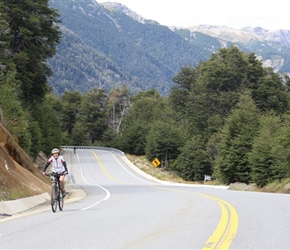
[{"left": 49, "top": 173, "right": 65, "bottom": 213}]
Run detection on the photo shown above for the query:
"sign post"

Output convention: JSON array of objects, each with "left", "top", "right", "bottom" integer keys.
[{"left": 204, "top": 175, "right": 211, "bottom": 183}]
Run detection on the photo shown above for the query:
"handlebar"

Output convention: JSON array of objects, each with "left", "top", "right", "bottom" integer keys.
[{"left": 44, "top": 172, "right": 68, "bottom": 177}]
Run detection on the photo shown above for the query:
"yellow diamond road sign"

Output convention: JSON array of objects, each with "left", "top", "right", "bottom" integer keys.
[{"left": 152, "top": 158, "right": 160, "bottom": 167}]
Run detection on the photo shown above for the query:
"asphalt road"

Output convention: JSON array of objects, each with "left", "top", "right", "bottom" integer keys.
[{"left": 0, "top": 148, "right": 290, "bottom": 249}]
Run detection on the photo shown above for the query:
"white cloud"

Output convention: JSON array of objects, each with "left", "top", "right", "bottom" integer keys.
[{"left": 97, "top": 0, "right": 290, "bottom": 30}]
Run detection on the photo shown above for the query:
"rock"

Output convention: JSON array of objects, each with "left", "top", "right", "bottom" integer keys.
[
  {"left": 228, "top": 182, "right": 257, "bottom": 191},
  {"left": 280, "top": 183, "right": 290, "bottom": 194}
]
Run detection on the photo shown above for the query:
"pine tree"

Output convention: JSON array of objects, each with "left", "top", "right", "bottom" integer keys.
[
  {"left": 215, "top": 92, "right": 260, "bottom": 184},
  {"left": 3, "top": 0, "right": 61, "bottom": 105}
]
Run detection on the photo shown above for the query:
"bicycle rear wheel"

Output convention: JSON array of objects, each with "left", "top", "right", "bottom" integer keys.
[
  {"left": 51, "top": 184, "right": 57, "bottom": 213},
  {"left": 58, "top": 189, "right": 64, "bottom": 211}
]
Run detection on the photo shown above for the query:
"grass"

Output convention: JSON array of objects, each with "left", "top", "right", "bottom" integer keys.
[
  {"left": 0, "top": 187, "right": 34, "bottom": 201},
  {"left": 259, "top": 178, "right": 290, "bottom": 193},
  {"left": 7, "top": 188, "right": 34, "bottom": 200},
  {"left": 125, "top": 154, "right": 187, "bottom": 182}
]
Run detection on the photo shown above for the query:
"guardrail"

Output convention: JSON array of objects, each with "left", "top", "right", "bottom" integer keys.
[{"left": 61, "top": 146, "right": 124, "bottom": 156}]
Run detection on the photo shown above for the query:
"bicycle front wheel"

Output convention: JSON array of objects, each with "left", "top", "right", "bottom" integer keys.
[
  {"left": 58, "top": 189, "right": 64, "bottom": 211},
  {"left": 51, "top": 184, "right": 57, "bottom": 213}
]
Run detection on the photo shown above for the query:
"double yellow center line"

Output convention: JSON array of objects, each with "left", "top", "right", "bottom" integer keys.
[{"left": 199, "top": 193, "right": 238, "bottom": 249}]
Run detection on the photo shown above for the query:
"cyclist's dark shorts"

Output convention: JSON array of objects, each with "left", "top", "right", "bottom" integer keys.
[{"left": 52, "top": 171, "right": 66, "bottom": 176}]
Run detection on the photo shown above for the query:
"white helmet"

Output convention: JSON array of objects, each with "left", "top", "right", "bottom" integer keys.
[{"left": 51, "top": 148, "right": 60, "bottom": 154}]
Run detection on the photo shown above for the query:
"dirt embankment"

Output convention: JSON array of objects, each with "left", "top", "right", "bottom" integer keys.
[{"left": 0, "top": 124, "right": 50, "bottom": 201}]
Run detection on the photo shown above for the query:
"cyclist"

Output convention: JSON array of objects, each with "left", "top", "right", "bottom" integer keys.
[{"left": 42, "top": 148, "right": 68, "bottom": 197}]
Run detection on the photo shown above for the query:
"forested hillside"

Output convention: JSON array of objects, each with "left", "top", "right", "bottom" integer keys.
[
  {"left": 1, "top": 0, "right": 290, "bottom": 191},
  {"left": 48, "top": 0, "right": 208, "bottom": 96},
  {"left": 48, "top": 25, "right": 131, "bottom": 96}
]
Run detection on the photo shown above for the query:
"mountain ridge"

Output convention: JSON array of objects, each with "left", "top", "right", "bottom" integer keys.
[{"left": 107, "top": 1, "right": 290, "bottom": 47}]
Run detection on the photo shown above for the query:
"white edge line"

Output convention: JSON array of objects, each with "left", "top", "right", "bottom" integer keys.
[{"left": 78, "top": 163, "right": 111, "bottom": 211}]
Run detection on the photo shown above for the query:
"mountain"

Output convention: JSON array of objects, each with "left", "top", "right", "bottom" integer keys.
[
  {"left": 48, "top": 0, "right": 290, "bottom": 96},
  {"left": 173, "top": 25, "right": 290, "bottom": 73}
]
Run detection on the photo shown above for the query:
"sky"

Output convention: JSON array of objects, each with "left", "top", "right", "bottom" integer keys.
[{"left": 97, "top": 0, "right": 290, "bottom": 31}]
